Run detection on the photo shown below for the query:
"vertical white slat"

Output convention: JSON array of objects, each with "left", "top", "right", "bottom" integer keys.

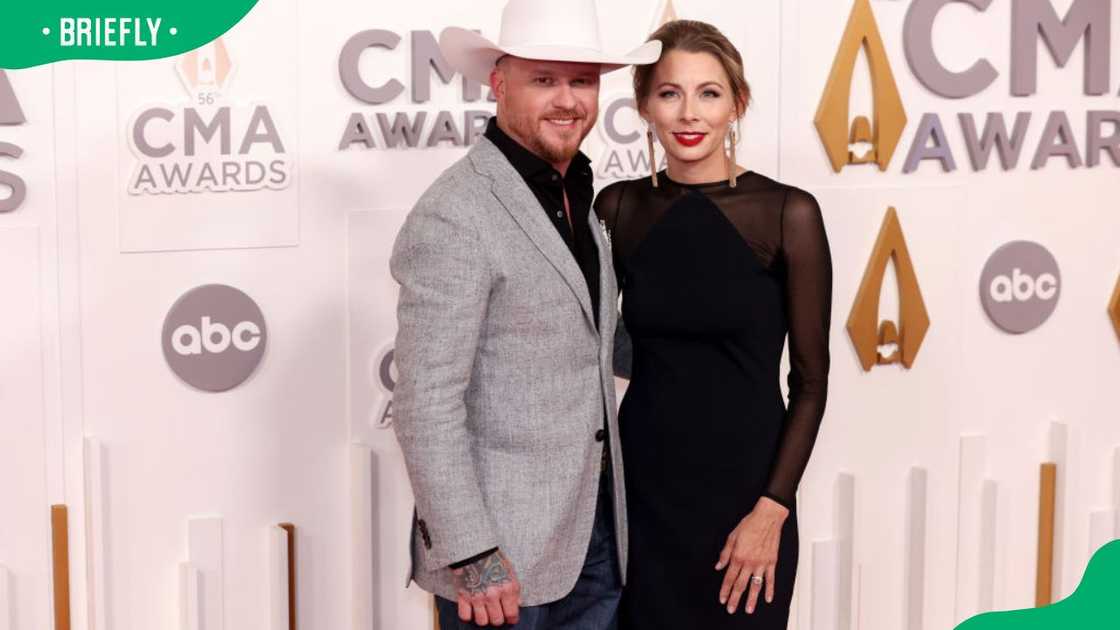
[
  {"left": 978, "top": 480, "right": 998, "bottom": 612},
  {"left": 187, "top": 517, "right": 223, "bottom": 630},
  {"left": 811, "top": 540, "right": 839, "bottom": 630},
  {"left": 351, "top": 445, "right": 375, "bottom": 630},
  {"left": 269, "top": 526, "right": 290, "bottom": 630},
  {"left": 904, "top": 467, "right": 927, "bottom": 630},
  {"left": 83, "top": 437, "right": 108, "bottom": 630},
  {"left": 954, "top": 435, "right": 985, "bottom": 623},
  {"left": 0, "top": 565, "right": 11, "bottom": 630},
  {"left": 178, "top": 563, "right": 201, "bottom": 630},
  {"left": 835, "top": 474, "right": 855, "bottom": 630}
]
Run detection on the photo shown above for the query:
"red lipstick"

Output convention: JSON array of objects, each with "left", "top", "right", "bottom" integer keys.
[{"left": 672, "top": 132, "right": 707, "bottom": 147}]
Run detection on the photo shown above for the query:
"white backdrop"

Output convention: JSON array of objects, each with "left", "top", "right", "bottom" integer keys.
[{"left": 2, "top": 1, "right": 1119, "bottom": 630}]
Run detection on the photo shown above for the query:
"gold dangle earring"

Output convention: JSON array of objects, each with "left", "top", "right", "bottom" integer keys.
[
  {"left": 647, "top": 124, "right": 659, "bottom": 188},
  {"left": 728, "top": 123, "right": 738, "bottom": 188}
]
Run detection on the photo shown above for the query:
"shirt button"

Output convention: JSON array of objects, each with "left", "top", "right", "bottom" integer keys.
[
  {"left": 595, "top": 429, "right": 606, "bottom": 442},
  {"left": 551, "top": 173, "right": 559, "bottom": 181},
  {"left": 556, "top": 211, "right": 564, "bottom": 219}
]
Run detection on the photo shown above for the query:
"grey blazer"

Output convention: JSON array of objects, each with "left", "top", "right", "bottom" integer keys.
[{"left": 389, "top": 137, "right": 626, "bottom": 605}]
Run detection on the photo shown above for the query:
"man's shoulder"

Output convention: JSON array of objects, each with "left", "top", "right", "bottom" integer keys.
[
  {"left": 413, "top": 142, "right": 499, "bottom": 215},
  {"left": 420, "top": 148, "right": 490, "bottom": 198}
]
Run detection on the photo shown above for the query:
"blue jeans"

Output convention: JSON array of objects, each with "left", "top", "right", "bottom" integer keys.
[{"left": 436, "top": 471, "right": 622, "bottom": 630}]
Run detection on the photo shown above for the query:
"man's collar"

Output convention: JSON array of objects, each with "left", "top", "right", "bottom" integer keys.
[{"left": 483, "top": 116, "right": 591, "bottom": 182}]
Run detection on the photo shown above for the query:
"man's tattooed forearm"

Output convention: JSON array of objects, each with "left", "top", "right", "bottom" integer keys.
[{"left": 455, "top": 552, "right": 512, "bottom": 594}]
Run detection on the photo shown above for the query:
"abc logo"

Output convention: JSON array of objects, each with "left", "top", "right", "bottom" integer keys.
[
  {"left": 988, "top": 268, "right": 1058, "bottom": 304},
  {"left": 980, "top": 242, "right": 1060, "bottom": 334},
  {"left": 172, "top": 317, "right": 262, "bottom": 355},
  {"left": 162, "top": 284, "right": 268, "bottom": 392}
]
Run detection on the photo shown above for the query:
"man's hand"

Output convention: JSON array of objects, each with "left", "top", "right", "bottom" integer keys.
[{"left": 452, "top": 549, "right": 522, "bottom": 626}]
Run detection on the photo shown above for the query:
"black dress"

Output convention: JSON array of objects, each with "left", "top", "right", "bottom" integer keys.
[{"left": 594, "top": 169, "right": 832, "bottom": 629}]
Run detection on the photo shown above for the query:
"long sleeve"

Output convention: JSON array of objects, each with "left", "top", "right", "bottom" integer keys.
[
  {"left": 389, "top": 191, "right": 500, "bottom": 570},
  {"left": 593, "top": 181, "right": 633, "bottom": 379},
  {"left": 763, "top": 189, "right": 832, "bottom": 508}
]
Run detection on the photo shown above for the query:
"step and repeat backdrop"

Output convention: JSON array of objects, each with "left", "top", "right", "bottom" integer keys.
[{"left": 2, "top": 0, "right": 1120, "bottom": 629}]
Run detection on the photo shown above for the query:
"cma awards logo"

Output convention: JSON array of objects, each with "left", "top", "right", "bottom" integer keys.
[
  {"left": 0, "top": 70, "right": 26, "bottom": 214},
  {"left": 817, "top": 0, "right": 1120, "bottom": 174},
  {"left": 594, "top": 95, "right": 667, "bottom": 180},
  {"left": 593, "top": 0, "right": 676, "bottom": 181},
  {"left": 337, "top": 30, "right": 494, "bottom": 150},
  {"left": 127, "top": 38, "right": 293, "bottom": 194},
  {"left": 847, "top": 207, "right": 930, "bottom": 371},
  {"left": 369, "top": 342, "right": 397, "bottom": 429},
  {"left": 161, "top": 284, "right": 268, "bottom": 392}
]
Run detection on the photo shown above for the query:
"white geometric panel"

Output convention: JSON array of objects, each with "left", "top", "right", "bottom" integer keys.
[
  {"left": 351, "top": 445, "right": 376, "bottom": 630},
  {"left": 0, "top": 565, "right": 11, "bottom": 630},
  {"left": 84, "top": 437, "right": 109, "bottom": 630},
  {"left": 978, "top": 480, "right": 998, "bottom": 613},
  {"left": 836, "top": 473, "right": 854, "bottom": 630},
  {"left": 811, "top": 540, "right": 839, "bottom": 630},
  {"left": 185, "top": 518, "right": 223, "bottom": 630},
  {"left": 178, "top": 563, "right": 201, "bottom": 630},
  {"left": 0, "top": 227, "right": 50, "bottom": 630},
  {"left": 904, "top": 467, "right": 927, "bottom": 630},
  {"left": 268, "top": 526, "right": 290, "bottom": 630},
  {"left": 955, "top": 435, "right": 985, "bottom": 623},
  {"left": 811, "top": 473, "right": 855, "bottom": 630}
]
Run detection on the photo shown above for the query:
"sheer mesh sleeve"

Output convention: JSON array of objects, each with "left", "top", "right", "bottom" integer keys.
[
  {"left": 763, "top": 189, "right": 832, "bottom": 509},
  {"left": 593, "top": 181, "right": 633, "bottom": 379}
]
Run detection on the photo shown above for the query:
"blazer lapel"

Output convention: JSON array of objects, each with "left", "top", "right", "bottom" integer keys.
[{"left": 470, "top": 140, "right": 597, "bottom": 332}]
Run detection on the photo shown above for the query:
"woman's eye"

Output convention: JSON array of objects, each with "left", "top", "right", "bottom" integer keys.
[
  {"left": 658, "top": 90, "right": 677, "bottom": 98},
  {"left": 534, "top": 77, "right": 552, "bottom": 85},
  {"left": 703, "top": 90, "right": 721, "bottom": 98}
]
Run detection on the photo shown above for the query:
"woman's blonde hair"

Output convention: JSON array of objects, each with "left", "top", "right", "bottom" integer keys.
[{"left": 633, "top": 20, "right": 752, "bottom": 117}]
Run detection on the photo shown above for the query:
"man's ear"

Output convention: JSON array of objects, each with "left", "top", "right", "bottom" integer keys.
[{"left": 489, "top": 66, "right": 504, "bottom": 99}]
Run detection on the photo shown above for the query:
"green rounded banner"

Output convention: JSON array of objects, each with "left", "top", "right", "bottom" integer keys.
[
  {"left": 0, "top": 0, "right": 258, "bottom": 69},
  {"left": 956, "top": 540, "right": 1120, "bottom": 630}
]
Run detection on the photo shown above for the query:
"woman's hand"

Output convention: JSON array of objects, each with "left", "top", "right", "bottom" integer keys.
[{"left": 715, "top": 497, "right": 789, "bottom": 614}]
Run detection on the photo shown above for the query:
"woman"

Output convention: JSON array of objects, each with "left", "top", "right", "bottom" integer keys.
[{"left": 594, "top": 20, "right": 832, "bottom": 629}]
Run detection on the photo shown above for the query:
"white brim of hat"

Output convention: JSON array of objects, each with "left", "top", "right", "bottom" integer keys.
[{"left": 440, "top": 26, "right": 662, "bottom": 85}]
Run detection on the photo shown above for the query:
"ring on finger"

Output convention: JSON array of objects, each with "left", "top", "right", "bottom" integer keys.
[{"left": 751, "top": 575, "right": 763, "bottom": 585}]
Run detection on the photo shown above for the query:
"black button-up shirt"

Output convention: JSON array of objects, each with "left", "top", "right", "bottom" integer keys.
[{"left": 483, "top": 117, "right": 601, "bottom": 328}]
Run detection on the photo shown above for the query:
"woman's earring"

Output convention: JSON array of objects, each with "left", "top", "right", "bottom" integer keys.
[
  {"left": 647, "top": 126, "right": 659, "bottom": 188},
  {"left": 728, "top": 123, "right": 738, "bottom": 188}
]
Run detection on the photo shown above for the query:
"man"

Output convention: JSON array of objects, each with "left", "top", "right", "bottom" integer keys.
[{"left": 389, "top": 0, "right": 660, "bottom": 627}]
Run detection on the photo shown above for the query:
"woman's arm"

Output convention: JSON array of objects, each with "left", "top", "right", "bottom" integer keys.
[{"left": 763, "top": 187, "right": 833, "bottom": 508}]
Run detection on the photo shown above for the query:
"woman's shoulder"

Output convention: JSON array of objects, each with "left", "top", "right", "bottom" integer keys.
[
  {"left": 593, "top": 175, "right": 656, "bottom": 222},
  {"left": 744, "top": 171, "right": 821, "bottom": 217}
]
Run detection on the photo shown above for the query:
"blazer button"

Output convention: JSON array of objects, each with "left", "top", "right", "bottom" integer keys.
[{"left": 595, "top": 429, "right": 606, "bottom": 442}]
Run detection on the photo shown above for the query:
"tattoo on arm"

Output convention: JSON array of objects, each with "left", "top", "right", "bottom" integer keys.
[{"left": 454, "top": 551, "right": 512, "bottom": 595}]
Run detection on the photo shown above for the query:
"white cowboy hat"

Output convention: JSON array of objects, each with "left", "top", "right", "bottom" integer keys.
[{"left": 439, "top": 0, "right": 663, "bottom": 85}]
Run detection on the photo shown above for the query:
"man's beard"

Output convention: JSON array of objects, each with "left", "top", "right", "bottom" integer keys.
[{"left": 505, "top": 108, "right": 595, "bottom": 164}]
